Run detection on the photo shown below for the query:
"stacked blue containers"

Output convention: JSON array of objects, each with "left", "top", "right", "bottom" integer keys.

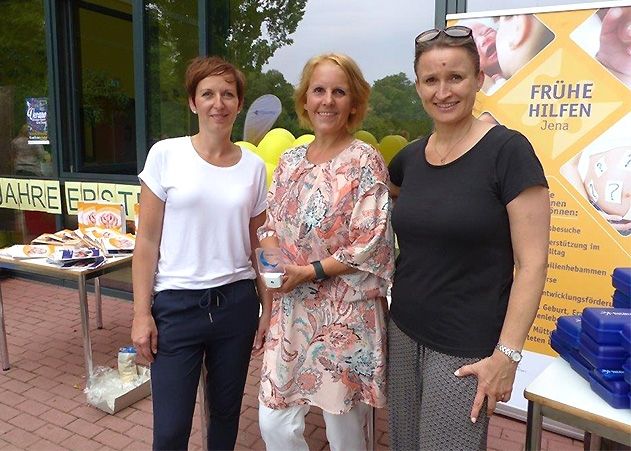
[
  {"left": 610, "top": 267, "right": 631, "bottom": 407},
  {"left": 623, "top": 322, "right": 631, "bottom": 407},
  {"left": 549, "top": 268, "right": 631, "bottom": 408},
  {"left": 612, "top": 268, "right": 631, "bottom": 308},
  {"left": 550, "top": 316, "right": 592, "bottom": 379},
  {"left": 580, "top": 308, "right": 631, "bottom": 409}
]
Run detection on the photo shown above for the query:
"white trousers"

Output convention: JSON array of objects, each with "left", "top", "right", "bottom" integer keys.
[{"left": 259, "top": 402, "right": 370, "bottom": 451}]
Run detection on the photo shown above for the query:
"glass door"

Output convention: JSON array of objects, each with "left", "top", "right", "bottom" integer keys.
[{"left": 74, "top": 0, "right": 137, "bottom": 175}]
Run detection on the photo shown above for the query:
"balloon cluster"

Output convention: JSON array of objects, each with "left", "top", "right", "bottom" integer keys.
[{"left": 237, "top": 128, "right": 409, "bottom": 186}]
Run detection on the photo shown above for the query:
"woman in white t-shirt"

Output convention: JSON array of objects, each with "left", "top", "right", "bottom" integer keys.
[{"left": 132, "top": 56, "right": 271, "bottom": 451}]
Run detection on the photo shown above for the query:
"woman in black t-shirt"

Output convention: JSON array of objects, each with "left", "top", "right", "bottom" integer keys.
[{"left": 387, "top": 26, "right": 550, "bottom": 450}]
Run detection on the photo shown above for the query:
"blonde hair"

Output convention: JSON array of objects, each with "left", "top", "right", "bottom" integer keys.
[{"left": 294, "top": 53, "right": 370, "bottom": 131}]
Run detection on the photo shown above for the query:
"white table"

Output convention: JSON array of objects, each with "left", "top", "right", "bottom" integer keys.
[
  {"left": 524, "top": 358, "right": 631, "bottom": 450},
  {"left": 0, "top": 254, "right": 133, "bottom": 383}
]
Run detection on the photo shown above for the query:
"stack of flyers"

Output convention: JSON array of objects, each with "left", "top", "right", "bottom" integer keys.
[
  {"left": 102, "top": 234, "right": 135, "bottom": 255},
  {"left": 74, "top": 228, "right": 106, "bottom": 251},
  {"left": 0, "top": 245, "right": 56, "bottom": 259},
  {"left": 46, "top": 248, "right": 106, "bottom": 270},
  {"left": 31, "top": 233, "right": 66, "bottom": 245},
  {"left": 79, "top": 228, "right": 135, "bottom": 255},
  {"left": 32, "top": 230, "right": 82, "bottom": 246},
  {"left": 54, "top": 229, "right": 83, "bottom": 243}
]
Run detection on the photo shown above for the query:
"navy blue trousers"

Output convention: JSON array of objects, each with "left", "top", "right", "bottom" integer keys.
[{"left": 150, "top": 279, "right": 259, "bottom": 451}]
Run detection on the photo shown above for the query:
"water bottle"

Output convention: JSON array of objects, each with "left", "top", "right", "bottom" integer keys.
[{"left": 117, "top": 346, "right": 138, "bottom": 383}]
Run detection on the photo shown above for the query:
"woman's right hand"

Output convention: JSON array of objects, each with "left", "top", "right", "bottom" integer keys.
[
  {"left": 278, "top": 264, "right": 314, "bottom": 293},
  {"left": 132, "top": 313, "right": 158, "bottom": 363}
]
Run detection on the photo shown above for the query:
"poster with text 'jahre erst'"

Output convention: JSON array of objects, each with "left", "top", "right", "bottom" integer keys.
[{"left": 450, "top": 2, "right": 630, "bottom": 359}]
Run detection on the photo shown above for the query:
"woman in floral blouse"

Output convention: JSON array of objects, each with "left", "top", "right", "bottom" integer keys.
[{"left": 257, "top": 53, "right": 394, "bottom": 451}]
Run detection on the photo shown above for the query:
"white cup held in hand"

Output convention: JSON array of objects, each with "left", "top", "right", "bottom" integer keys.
[{"left": 256, "top": 248, "right": 285, "bottom": 288}]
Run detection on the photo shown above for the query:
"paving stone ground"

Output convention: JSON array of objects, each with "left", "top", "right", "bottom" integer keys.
[{"left": 0, "top": 277, "right": 584, "bottom": 450}]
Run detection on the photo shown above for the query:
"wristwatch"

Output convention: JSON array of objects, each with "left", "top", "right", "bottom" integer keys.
[
  {"left": 495, "top": 343, "right": 522, "bottom": 363},
  {"left": 310, "top": 260, "right": 329, "bottom": 281}
]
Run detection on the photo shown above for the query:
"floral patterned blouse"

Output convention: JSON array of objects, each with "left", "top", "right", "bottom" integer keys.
[{"left": 257, "top": 139, "right": 395, "bottom": 413}]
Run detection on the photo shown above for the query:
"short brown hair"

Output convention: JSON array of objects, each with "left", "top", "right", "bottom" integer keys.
[
  {"left": 294, "top": 53, "right": 370, "bottom": 131},
  {"left": 414, "top": 31, "right": 480, "bottom": 76},
  {"left": 185, "top": 56, "right": 246, "bottom": 108}
]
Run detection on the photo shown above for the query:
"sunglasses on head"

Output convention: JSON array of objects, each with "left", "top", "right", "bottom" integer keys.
[{"left": 415, "top": 25, "right": 473, "bottom": 47}]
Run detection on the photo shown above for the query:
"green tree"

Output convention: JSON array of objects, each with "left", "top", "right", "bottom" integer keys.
[
  {"left": 145, "top": 0, "right": 307, "bottom": 142},
  {"left": 211, "top": 0, "right": 308, "bottom": 72},
  {"left": 363, "top": 73, "right": 432, "bottom": 141},
  {"left": 0, "top": 0, "right": 48, "bottom": 137},
  {"left": 146, "top": 1, "right": 199, "bottom": 142}
]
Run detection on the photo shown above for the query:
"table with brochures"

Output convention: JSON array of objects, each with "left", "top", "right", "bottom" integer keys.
[
  {"left": 0, "top": 254, "right": 133, "bottom": 382},
  {"left": 524, "top": 358, "right": 631, "bottom": 450}
]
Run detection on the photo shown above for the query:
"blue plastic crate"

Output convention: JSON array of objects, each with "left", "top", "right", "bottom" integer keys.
[
  {"left": 621, "top": 322, "right": 631, "bottom": 355},
  {"left": 595, "top": 368, "right": 625, "bottom": 381},
  {"left": 579, "top": 332, "right": 627, "bottom": 369},
  {"left": 556, "top": 316, "right": 581, "bottom": 350},
  {"left": 581, "top": 308, "right": 631, "bottom": 345},
  {"left": 589, "top": 373, "right": 631, "bottom": 409},
  {"left": 591, "top": 369, "right": 630, "bottom": 395},
  {"left": 612, "top": 289, "right": 631, "bottom": 309},
  {"left": 566, "top": 348, "right": 593, "bottom": 381},
  {"left": 550, "top": 330, "right": 571, "bottom": 356},
  {"left": 612, "top": 268, "right": 631, "bottom": 297}
]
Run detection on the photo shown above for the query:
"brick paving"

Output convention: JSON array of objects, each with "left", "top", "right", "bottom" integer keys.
[{"left": 0, "top": 277, "right": 584, "bottom": 450}]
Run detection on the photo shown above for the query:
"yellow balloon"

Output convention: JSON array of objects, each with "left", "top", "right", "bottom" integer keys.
[
  {"left": 265, "top": 162, "right": 276, "bottom": 188},
  {"left": 235, "top": 141, "right": 258, "bottom": 153},
  {"left": 265, "top": 128, "right": 295, "bottom": 143},
  {"left": 379, "top": 135, "right": 408, "bottom": 164},
  {"left": 258, "top": 134, "right": 293, "bottom": 165},
  {"left": 293, "top": 134, "right": 315, "bottom": 146},
  {"left": 354, "top": 130, "right": 379, "bottom": 148}
]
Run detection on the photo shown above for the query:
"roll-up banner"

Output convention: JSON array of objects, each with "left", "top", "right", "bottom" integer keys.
[{"left": 448, "top": 0, "right": 630, "bottom": 424}]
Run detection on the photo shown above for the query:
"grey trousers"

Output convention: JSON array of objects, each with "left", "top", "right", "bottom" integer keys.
[{"left": 387, "top": 318, "right": 490, "bottom": 451}]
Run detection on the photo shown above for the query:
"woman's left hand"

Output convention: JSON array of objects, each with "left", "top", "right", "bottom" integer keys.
[
  {"left": 454, "top": 352, "right": 517, "bottom": 423},
  {"left": 277, "top": 264, "right": 313, "bottom": 293}
]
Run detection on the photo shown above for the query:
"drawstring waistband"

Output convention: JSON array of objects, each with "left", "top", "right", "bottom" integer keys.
[{"left": 198, "top": 287, "right": 229, "bottom": 323}]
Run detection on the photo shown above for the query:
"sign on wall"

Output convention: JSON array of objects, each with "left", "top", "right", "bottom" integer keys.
[
  {"left": 0, "top": 178, "right": 140, "bottom": 219},
  {"left": 63, "top": 182, "right": 141, "bottom": 217},
  {"left": 25, "top": 97, "right": 49, "bottom": 145},
  {"left": 0, "top": 178, "right": 61, "bottom": 214}
]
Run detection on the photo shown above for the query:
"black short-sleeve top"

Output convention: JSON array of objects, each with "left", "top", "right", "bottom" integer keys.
[{"left": 389, "top": 125, "right": 548, "bottom": 357}]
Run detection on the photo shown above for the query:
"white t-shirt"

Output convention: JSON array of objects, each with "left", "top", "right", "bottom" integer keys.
[{"left": 138, "top": 136, "right": 267, "bottom": 292}]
